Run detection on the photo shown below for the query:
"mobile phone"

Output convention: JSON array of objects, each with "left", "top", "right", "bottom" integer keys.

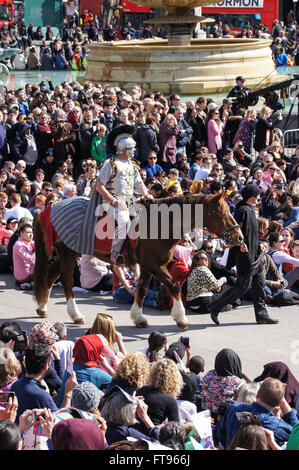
[
  {"left": 0, "top": 392, "right": 15, "bottom": 402},
  {"left": 180, "top": 336, "right": 190, "bottom": 348}
]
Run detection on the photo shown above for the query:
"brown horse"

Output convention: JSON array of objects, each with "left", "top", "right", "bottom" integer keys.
[{"left": 33, "top": 192, "right": 243, "bottom": 330}]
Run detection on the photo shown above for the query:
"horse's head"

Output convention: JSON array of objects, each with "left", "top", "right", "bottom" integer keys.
[{"left": 207, "top": 192, "right": 244, "bottom": 246}]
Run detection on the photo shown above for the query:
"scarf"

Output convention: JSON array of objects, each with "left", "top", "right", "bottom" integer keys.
[
  {"left": 73, "top": 334, "right": 103, "bottom": 368},
  {"left": 214, "top": 348, "right": 242, "bottom": 379},
  {"left": 254, "top": 361, "right": 299, "bottom": 407}
]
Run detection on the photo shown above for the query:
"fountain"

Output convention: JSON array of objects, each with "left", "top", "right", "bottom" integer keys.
[{"left": 82, "top": 0, "right": 283, "bottom": 95}]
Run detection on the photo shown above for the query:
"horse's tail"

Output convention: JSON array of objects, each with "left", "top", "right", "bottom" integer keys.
[{"left": 33, "top": 216, "right": 51, "bottom": 306}]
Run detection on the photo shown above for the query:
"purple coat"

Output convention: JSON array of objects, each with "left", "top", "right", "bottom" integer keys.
[{"left": 158, "top": 121, "right": 180, "bottom": 164}]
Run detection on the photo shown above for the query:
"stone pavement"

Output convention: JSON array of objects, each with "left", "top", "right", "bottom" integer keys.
[{"left": 1, "top": 273, "right": 299, "bottom": 379}]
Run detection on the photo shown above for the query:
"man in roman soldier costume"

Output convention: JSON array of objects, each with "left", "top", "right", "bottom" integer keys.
[{"left": 95, "top": 125, "right": 153, "bottom": 266}]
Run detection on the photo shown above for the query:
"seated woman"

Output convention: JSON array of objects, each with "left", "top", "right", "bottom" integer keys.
[
  {"left": 186, "top": 250, "right": 227, "bottom": 313},
  {"left": 268, "top": 232, "right": 299, "bottom": 290},
  {"left": 105, "top": 351, "right": 149, "bottom": 395},
  {"left": 101, "top": 386, "right": 160, "bottom": 445},
  {"left": 87, "top": 313, "right": 127, "bottom": 372},
  {"left": 201, "top": 348, "right": 247, "bottom": 418},
  {"left": 72, "top": 334, "right": 113, "bottom": 390},
  {"left": 137, "top": 358, "right": 182, "bottom": 431}
]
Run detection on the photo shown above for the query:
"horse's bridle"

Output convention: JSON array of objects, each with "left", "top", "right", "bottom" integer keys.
[{"left": 213, "top": 213, "right": 243, "bottom": 246}]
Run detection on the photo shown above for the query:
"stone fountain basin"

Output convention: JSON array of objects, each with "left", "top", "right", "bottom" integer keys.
[{"left": 83, "top": 38, "right": 284, "bottom": 95}]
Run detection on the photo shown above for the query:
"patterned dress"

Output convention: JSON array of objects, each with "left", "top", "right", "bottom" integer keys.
[{"left": 201, "top": 369, "right": 245, "bottom": 414}]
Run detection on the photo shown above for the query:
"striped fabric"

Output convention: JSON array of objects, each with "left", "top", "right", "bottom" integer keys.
[{"left": 50, "top": 196, "right": 95, "bottom": 255}]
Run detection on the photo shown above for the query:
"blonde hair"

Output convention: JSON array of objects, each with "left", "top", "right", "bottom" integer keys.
[
  {"left": 97, "top": 123, "right": 107, "bottom": 133},
  {"left": 287, "top": 181, "right": 299, "bottom": 195},
  {"left": 115, "top": 352, "right": 149, "bottom": 389},
  {"left": 54, "top": 177, "right": 66, "bottom": 190},
  {"left": 89, "top": 313, "right": 116, "bottom": 347},
  {"left": 147, "top": 358, "right": 183, "bottom": 398},
  {"left": 35, "top": 195, "right": 46, "bottom": 205},
  {"left": 0, "top": 348, "right": 22, "bottom": 388},
  {"left": 260, "top": 106, "right": 272, "bottom": 119},
  {"left": 190, "top": 179, "right": 204, "bottom": 194}
]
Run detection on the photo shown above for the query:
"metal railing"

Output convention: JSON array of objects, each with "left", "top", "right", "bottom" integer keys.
[{"left": 282, "top": 128, "right": 299, "bottom": 159}]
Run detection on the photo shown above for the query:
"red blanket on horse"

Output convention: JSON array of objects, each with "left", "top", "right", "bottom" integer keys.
[{"left": 39, "top": 205, "right": 138, "bottom": 257}]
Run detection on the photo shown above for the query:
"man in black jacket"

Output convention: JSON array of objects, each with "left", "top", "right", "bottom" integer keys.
[{"left": 208, "top": 184, "right": 278, "bottom": 326}]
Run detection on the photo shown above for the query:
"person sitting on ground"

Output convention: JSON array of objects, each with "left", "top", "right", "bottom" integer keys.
[
  {"left": 72, "top": 334, "right": 113, "bottom": 390},
  {"left": 12, "top": 223, "right": 35, "bottom": 290},
  {"left": 0, "top": 346, "right": 22, "bottom": 392},
  {"left": 101, "top": 386, "right": 160, "bottom": 446},
  {"left": 201, "top": 348, "right": 248, "bottom": 419},
  {"left": 105, "top": 351, "right": 149, "bottom": 396},
  {"left": 10, "top": 343, "right": 77, "bottom": 423},
  {"left": 228, "top": 421, "right": 280, "bottom": 451},
  {"left": 185, "top": 250, "right": 227, "bottom": 313},
  {"left": 87, "top": 313, "right": 127, "bottom": 372},
  {"left": 217, "top": 377, "right": 299, "bottom": 448},
  {"left": 186, "top": 355, "right": 205, "bottom": 411},
  {"left": 138, "top": 330, "right": 167, "bottom": 363},
  {"left": 254, "top": 362, "right": 299, "bottom": 409},
  {"left": 51, "top": 322, "right": 74, "bottom": 377},
  {"left": 136, "top": 358, "right": 182, "bottom": 434},
  {"left": 78, "top": 255, "right": 113, "bottom": 293}
]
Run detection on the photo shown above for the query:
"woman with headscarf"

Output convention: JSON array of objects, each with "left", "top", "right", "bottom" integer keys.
[
  {"left": 73, "top": 334, "right": 112, "bottom": 390},
  {"left": 201, "top": 348, "right": 246, "bottom": 418},
  {"left": 254, "top": 361, "right": 299, "bottom": 409},
  {"left": 51, "top": 418, "right": 106, "bottom": 450}
]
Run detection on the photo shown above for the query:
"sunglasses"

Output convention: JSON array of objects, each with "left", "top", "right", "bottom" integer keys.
[
  {"left": 44, "top": 188, "right": 52, "bottom": 192},
  {"left": 149, "top": 157, "right": 157, "bottom": 160}
]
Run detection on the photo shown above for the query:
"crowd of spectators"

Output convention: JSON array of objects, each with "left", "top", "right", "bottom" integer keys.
[
  {"left": 0, "top": 74, "right": 298, "bottom": 305},
  {"left": 0, "top": 12, "right": 299, "bottom": 451},
  {"left": 0, "top": 318, "right": 298, "bottom": 450}
]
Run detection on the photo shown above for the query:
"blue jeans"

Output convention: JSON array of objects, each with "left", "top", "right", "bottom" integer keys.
[{"left": 113, "top": 287, "right": 158, "bottom": 308}]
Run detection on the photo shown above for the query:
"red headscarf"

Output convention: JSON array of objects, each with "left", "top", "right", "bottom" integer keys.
[
  {"left": 73, "top": 334, "right": 103, "bottom": 368},
  {"left": 52, "top": 419, "right": 105, "bottom": 450}
]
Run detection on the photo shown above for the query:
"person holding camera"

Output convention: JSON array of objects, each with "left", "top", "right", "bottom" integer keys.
[
  {"left": 10, "top": 344, "right": 78, "bottom": 423},
  {"left": 233, "top": 140, "right": 253, "bottom": 169}
]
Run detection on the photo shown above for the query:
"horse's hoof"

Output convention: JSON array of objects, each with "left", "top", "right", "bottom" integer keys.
[
  {"left": 74, "top": 317, "right": 87, "bottom": 325},
  {"left": 37, "top": 309, "right": 48, "bottom": 318},
  {"left": 177, "top": 322, "right": 189, "bottom": 330},
  {"left": 135, "top": 320, "right": 149, "bottom": 328}
]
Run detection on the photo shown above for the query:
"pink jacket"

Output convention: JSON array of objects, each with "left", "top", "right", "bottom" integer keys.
[
  {"left": 207, "top": 119, "right": 225, "bottom": 154},
  {"left": 13, "top": 238, "right": 35, "bottom": 281}
]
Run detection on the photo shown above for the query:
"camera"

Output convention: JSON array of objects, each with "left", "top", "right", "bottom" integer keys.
[
  {"left": 34, "top": 411, "right": 46, "bottom": 421},
  {"left": 180, "top": 336, "right": 190, "bottom": 348}
]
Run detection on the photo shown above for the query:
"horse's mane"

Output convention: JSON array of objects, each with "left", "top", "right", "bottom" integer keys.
[{"left": 139, "top": 193, "right": 213, "bottom": 208}]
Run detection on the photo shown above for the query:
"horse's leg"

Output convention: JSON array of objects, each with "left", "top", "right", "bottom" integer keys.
[
  {"left": 55, "top": 244, "right": 86, "bottom": 325},
  {"left": 152, "top": 265, "right": 189, "bottom": 330},
  {"left": 131, "top": 267, "right": 152, "bottom": 328},
  {"left": 36, "top": 259, "right": 61, "bottom": 318}
]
